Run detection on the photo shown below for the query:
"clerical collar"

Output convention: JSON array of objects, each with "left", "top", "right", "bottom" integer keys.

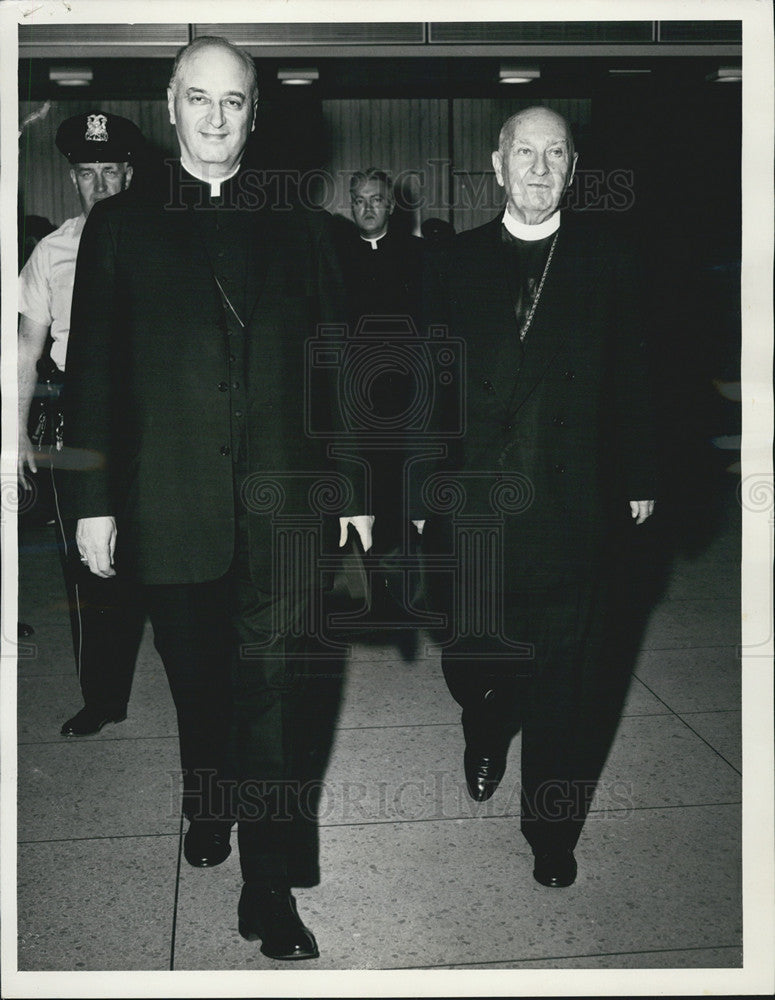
[
  {"left": 180, "top": 158, "right": 242, "bottom": 197},
  {"left": 360, "top": 230, "right": 388, "bottom": 250},
  {"left": 502, "top": 209, "right": 561, "bottom": 242}
]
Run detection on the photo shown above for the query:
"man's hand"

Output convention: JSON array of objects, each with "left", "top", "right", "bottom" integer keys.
[
  {"left": 629, "top": 500, "right": 655, "bottom": 525},
  {"left": 76, "top": 516, "right": 117, "bottom": 577},
  {"left": 17, "top": 432, "right": 37, "bottom": 487},
  {"left": 339, "top": 515, "right": 375, "bottom": 552}
]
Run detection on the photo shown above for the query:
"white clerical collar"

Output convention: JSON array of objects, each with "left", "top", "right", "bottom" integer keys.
[
  {"left": 360, "top": 230, "right": 388, "bottom": 250},
  {"left": 180, "top": 157, "right": 242, "bottom": 196},
  {"left": 502, "top": 209, "right": 561, "bottom": 242}
]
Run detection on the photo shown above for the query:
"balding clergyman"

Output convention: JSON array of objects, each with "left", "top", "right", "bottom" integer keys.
[
  {"left": 18, "top": 112, "right": 146, "bottom": 738},
  {"left": 422, "top": 107, "right": 656, "bottom": 887},
  {"left": 61, "top": 36, "right": 369, "bottom": 958}
]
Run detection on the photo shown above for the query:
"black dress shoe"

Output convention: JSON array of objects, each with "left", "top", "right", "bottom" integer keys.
[
  {"left": 60, "top": 706, "right": 127, "bottom": 737},
  {"left": 183, "top": 819, "right": 233, "bottom": 868},
  {"left": 533, "top": 849, "right": 578, "bottom": 888},
  {"left": 238, "top": 885, "right": 319, "bottom": 960},
  {"left": 18, "top": 622, "right": 34, "bottom": 637},
  {"left": 463, "top": 746, "right": 507, "bottom": 802}
]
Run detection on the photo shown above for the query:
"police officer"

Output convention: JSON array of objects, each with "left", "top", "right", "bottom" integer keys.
[{"left": 18, "top": 111, "right": 147, "bottom": 737}]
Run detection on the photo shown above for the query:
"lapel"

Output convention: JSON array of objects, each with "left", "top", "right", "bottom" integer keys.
[
  {"left": 169, "top": 163, "right": 273, "bottom": 329},
  {"left": 462, "top": 218, "right": 524, "bottom": 401},
  {"left": 162, "top": 167, "right": 212, "bottom": 276},
  {"left": 467, "top": 215, "right": 568, "bottom": 414},
  {"left": 241, "top": 202, "right": 271, "bottom": 328},
  {"left": 476, "top": 216, "right": 516, "bottom": 329},
  {"left": 505, "top": 217, "right": 581, "bottom": 418}
]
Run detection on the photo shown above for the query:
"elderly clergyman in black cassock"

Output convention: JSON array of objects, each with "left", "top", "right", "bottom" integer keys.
[
  {"left": 421, "top": 106, "right": 656, "bottom": 889},
  {"left": 61, "top": 35, "right": 372, "bottom": 960}
]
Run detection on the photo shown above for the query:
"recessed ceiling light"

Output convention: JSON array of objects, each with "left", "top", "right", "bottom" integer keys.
[
  {"left": 49, "top": 67, "right": 93, "bottom": 87},
  {"left": 706, "top": 66, "right": 742, "bottom": 83},
  {"left": 499, "top": 65, "right": 539, "bottom": 85},
  {"left": 278, "top": 67, "right": 319, "bottom": 86}
]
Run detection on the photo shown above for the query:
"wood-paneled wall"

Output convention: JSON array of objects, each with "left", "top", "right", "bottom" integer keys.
[
  {"left": 19, "top": 97, "right": 590, "bottom": 235},
  {"left": 320, "top": 98, "right": 450, "bottom": 232}
]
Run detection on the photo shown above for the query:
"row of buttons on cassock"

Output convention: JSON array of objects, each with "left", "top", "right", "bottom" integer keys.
[{"left": 220, "top": 348, "right": 243, "bottom": 454}]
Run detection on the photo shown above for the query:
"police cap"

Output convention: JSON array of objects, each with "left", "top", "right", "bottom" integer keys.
[{"left": 55, "top": 111, "right": 144, "bottom": 164}]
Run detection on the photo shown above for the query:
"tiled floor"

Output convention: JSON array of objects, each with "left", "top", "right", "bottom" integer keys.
[{"left": 13, "top": 480, "right": 745, "bottom": 978}]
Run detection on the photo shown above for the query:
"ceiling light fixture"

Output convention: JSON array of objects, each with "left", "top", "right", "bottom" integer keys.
[
  {"left": 499, "top": 65, "right": 539, "bottom": 85},
  {"left": 277, "top": 67, "right": 319, "bottom": 86},
  {"left": 705, "top": 66, "right": 742, "bottom": 83},
  {"left": 48, "top": 67, "right": 93, "bottom": 87}
]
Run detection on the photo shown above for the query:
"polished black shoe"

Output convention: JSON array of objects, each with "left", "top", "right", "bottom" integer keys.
[
  {"left": 183, "top": 819, "right": 233, "bottom": 868},
  {"left": 533, "top": 849, "right": 578, "bottom": 888},
  {"left": 238, "top": 885, "right": 319, "bottom": 960},
  {"left": 463, "top": 746, "right": 507, "bottom": 802},
  {"left": 60, "top": 706, "right": 127, "bottom": 737}
]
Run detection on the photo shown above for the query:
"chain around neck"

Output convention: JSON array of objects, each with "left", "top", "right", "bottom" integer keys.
[{"left": 519, "top": 231, "right": 559, "bottom": 343}]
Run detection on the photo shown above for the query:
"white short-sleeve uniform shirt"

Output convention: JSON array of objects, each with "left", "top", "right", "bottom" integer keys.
[{"left": 18, "top": 214, "right": 85, "bottom": 373}]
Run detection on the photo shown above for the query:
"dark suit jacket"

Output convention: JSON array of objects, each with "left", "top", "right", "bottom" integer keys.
[
  {"left": 330, "top": 218, "right": 423, "bottom": 329},
  {"left": 420, "top": 211, "right": 657, "bottom": 588},
  {"left": 328, "top": 218, "right": 426, "bottom": 535},
  {"left": 60, "top": 164, "right": 357, "bottom": 586}
]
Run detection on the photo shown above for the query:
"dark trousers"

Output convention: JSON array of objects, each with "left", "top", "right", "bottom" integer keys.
[
  {"left": 230, "top": 584, "right": 312, "bottom": 887},
  {"left": 442, "top": 581, "right": 608, "bottom": 854},
  {"left": 230, "top": 505, "right": 346, "bottom": 888},
  {"left": 144, "top": 577, "right": 232, "bottom": 823},
  {"left": 360, "top": 446, "right": 424, "bottom": 621},
  {"left": 51, "top": 465, "right": 144, "bottom": 715},
  {"left": 143, "top": 501, "right": 344, "bottom": 889}
]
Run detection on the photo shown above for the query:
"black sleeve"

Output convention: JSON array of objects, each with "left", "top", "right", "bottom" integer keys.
[
  {"left": 610, "top": 252, "right": 659, "bottom": 500},
  {"left": 57, "top": 202, "right": 119, "bottom": 520},
  {"left": 315, "top": 211, "right": 369, "bottom": 517},
  {"left": 406, "top": 240, "right": 461, "bottom": 520}
]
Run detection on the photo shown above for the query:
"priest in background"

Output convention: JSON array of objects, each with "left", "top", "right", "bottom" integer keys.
[{"left": 331, "top": 169, "right": 425, "bottom": 626}]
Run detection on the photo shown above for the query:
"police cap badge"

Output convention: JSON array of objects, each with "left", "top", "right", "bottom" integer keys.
[{"left": 55, "top": 111, "right": 144, "bottom": 164}]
